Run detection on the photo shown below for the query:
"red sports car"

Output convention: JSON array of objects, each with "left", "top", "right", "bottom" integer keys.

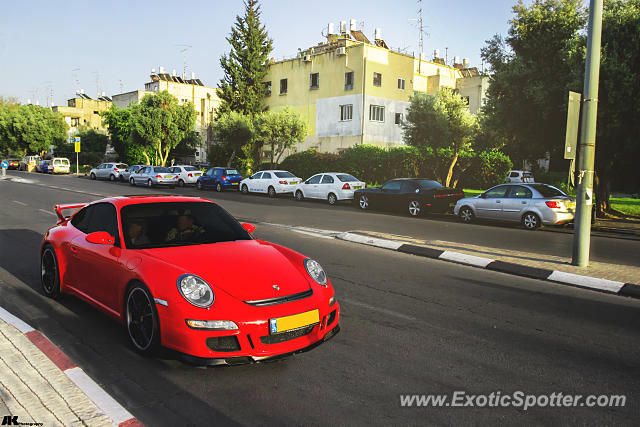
[{"left": 40, "top": 195, "right": 340, "bottom": 365}]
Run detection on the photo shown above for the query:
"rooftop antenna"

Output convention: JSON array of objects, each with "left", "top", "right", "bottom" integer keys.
[
  {"left": 72, "top": 68, "right": 80, "bottom": 92},
  {"left": 92, "top": 71, "right": 101, "bottom": 98},
  {"left": 119, "top": 79, "right": 124, "bottom": 93},
  {"left": 175, "top": 44, "right": 192, "bottom": 79},
  {"left": 409, "top": 0, "right": 429, "bottom": 57}
]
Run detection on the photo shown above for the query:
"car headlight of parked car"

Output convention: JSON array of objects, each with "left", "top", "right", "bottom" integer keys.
[
  {"left": 177, "top": 274, "right": 214, "bottom": 308},
  {"left": 304, "top": 258, "right": 328, "bottom": 286}
]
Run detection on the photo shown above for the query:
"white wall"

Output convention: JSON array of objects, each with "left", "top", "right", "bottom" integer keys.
[
  {"left": 362, "top": 95, "right": 409, "bottom": 144},
  {"left": 315, "top": 94, "right": 363, "bottom": 137}
]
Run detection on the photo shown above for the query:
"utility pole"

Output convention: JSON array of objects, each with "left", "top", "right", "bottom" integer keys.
[{"left": 572, "top": 0, "right": 603, "bottom": 267}]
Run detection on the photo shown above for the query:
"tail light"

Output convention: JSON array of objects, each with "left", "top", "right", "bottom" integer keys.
[
  {"left": 188, "top": 173, "right": 192, "bottom": 177},
  {"left": 222, "top": 176, "right": 227, "bottom": 181},
  {"left": 545, "top": 201, "right": 561, "bottom": 209},
  {"left": 156, "top": 174, "right": 162, "bottom": 178},
  {"left": 279, "top": 180, "right": 288, "bottom": 184},
  {"left": 434, "top": 194, "right": 448, "bottom": 198},
  {"left": 342, "top": 183, "right": 351, "bottom": 190},
  {"left": 113, "top": 168, "right": 119, "bottom": 172}
]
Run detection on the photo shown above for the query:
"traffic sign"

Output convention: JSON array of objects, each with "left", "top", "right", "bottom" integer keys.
[
  {"left": 1, "top": 161, "right": 8, "bottom": 169},
  {"left": 74, "top": 136, "right": 81, "bottom": 153},
  {"left": 564, "top": 91, "right": 581, "bottom": 160}
]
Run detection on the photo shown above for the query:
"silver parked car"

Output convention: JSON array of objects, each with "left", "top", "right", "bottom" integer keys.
[
  {"left": 89, "top": 162, "right": 129, "bottom": 181},
  {"left": 129, "top": 166, "right": 178, "bottom": 187},
  {"left": 454, "top": 183, "right": 575, "bottom": 230},
  {"left": 169, "top": 165, "right": 203, "bottom": 187},
  {"left": 120, "top": 164, "right": 147, "bottom": 182}
]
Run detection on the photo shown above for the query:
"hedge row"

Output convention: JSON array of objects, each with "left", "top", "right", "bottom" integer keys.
[{"left": 279, "top": 145, "right": 512, "bottom": 188}]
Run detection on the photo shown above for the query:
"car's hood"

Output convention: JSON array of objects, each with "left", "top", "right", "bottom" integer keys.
[{"left": 140, "top": 240, "right": 311, "bottom": 302}]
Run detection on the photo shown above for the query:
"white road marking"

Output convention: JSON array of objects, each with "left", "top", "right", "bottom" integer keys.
[
  {"left": 547, "top": 271, "right": 624, "bottom": 293},
  {"left": 38, "top": 209, "right": 56, "bottom": 216},
  {"left": 12, "top": 200, "right": 28, "bottom": 206},
  {"left": 438, "top": 251, "right": 494, "bottom": 268}
]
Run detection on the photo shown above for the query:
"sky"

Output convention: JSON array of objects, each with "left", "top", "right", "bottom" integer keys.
[{"left": 0, "top": 0, "right": 519, "bottom": 106}]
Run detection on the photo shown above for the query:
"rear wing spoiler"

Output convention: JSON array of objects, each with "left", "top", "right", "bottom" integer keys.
[{"left": 54, "top": 203, "right": 87, "bottom": 223}]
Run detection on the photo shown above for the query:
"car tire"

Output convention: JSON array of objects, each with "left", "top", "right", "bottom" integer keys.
[
  {"left": 125, "top": 283, "right": 160, "bottom": 355},
  {"left": 147, "top": 179, "right": 153, "bottom": 188},
  {"left": 459, "top": 207, "right": 474, "bottom": 223},
  {"left": 295, "top": 190, "right": 304, "bottom": 201},
  {"left": 178, "top": 179, "right": 185, "bottom": 187},
  {"left": 216, "top": 182, "right": 222, "bottom": 192},
  {"left": 522, "top": 212, "right": 541, "bottom": 230},
  {"left": 129, "top": 177, "right": 135, "bottom": 186},
  {"left": 241, "top": 184, "right": 249, "bottom": 194},
  {"left": 109, "top": 174, "right": 115, "bottom": 181},
  {"left": 90, "top": 173, "right": 96, "bottom": 180},
  {"left": 358, "top": 194, "right": 369, "bottom": 210},
  {"left": 408, "top": 200, "right": 421, "bottom": 217},
  {"left": 328, "top": 193, "right": 337, "bottom": 205},
  {"left": 268, "top": 186, "right": 276, "bottom": 198},
  {"left": 40, "top": 245, "right": 62, "bottom": 300},
  {"left": 196, "top": 181, "right": 203, "bottom": 190}
]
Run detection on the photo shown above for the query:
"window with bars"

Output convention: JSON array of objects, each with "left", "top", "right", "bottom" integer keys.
[
  {"left": 345, "top": 72, "right": 354, "bottom": 90},
  {"left": 280, "top": 79, "right": 288, "bottom": 94},
  {"left": 397, "top": 78, "right": 405, "bottom": 90},
  {"left": 369, "top": 105, "right": 385, "bottom": 122},
  {"left": 340, "top": 104, "right": 353, "bottom": 121},
  {"left": 373, "top": 72, "right": 382, "bottom": 87},
  {"left": 310, "top": 73, "right": 319, "bottom": 89},
  {"left": 395, "top": 113, "right": 403, "bottom": 125}
]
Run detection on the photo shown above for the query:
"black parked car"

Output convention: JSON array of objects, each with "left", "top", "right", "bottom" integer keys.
[{"left": 353, "top": 178, "right": 464, "bottom": 217}]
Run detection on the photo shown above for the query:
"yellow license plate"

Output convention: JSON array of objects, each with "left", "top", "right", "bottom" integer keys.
[
  {"left": 232, "top": 182, "right": 239, "bottom": 185},
  {"left": 269, "top": 309, "right": 319, "bottom": 334},
  {"left": 353, "top": 186, "right": 362, "bottom": 189},
  {"left": 290, "top": 181, "right": 298, "bottom": 185}
]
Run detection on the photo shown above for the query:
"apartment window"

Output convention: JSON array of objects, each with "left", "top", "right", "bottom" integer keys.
[
  {"left": 280, "top": 78, "right": 288, "bottom": 95},
  {"left": 463, "top": 96, "right": 470, "bottom": 105},
  {"left": 369, "top": 105, "right": 385, "bottom": 122},
  {"left": 70, "top": 118, "right": 79, "bottom": 127},
  {"left": 310, "top": 73, "right": 319, "bottom": 89},
  {"left": 340, "top": 104, "right": 353, "bottom": 121},
  {"left": 395, "top": 113, "right": 403, "bottom": 125},
  {"left": 397, "top": 78, "right": 405, "bottom": 90},
  {"left": 345, "top": 72, "right": 354, "bottom": 90},
  {"left": 264, "top": 81, "right": 272, "bottom": 96},
  {"left": 373, "top": 72, "right": 382, "bottom": 87}
]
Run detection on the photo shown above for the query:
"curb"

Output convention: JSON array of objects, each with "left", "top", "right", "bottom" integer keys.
[
  {"left": 336, "top": 232, "right": 640, "bottom": 298},
  {"left": 0, "top": 305, "right": 143, "bottom": 427}
]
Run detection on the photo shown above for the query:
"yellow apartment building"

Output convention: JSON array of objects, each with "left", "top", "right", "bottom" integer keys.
[
  {"left": 52, "top": 93, "right": 112, "bottom": 135},
  {"left": 264, "top": 24, "right": 488, "bottom": 155}
]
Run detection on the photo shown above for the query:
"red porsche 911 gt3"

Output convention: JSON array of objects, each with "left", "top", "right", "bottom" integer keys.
[{"left": 40, "top": 195, "right": 340, "bottom": 365}]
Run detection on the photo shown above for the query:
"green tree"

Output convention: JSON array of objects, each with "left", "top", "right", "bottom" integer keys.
[
  {"left": 217, "top": 0, "right": 273, "bottom": 116},
  {"left": 480, "top": 0, "right": 587, "bottom": 165},
  {"left": 1, "top": 104, "right": 68, "bottom": 156},
  {"left": 101, "top": 105, "right": 132, "bottom": 161},
  {"left": 402, "top": 89, "right": 478, "bottom": 187},
  {"left": 212, "top": 111, "right": 254, "bottom": 167},
  {"left": 129, "top": 91, "right": 196, "bottom": 166},
  {"left": 255, "top": 108, "right": 307, "bottom": 167}
]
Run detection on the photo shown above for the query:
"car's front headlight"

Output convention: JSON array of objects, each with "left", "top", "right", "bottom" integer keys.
[
  {"left": 304, "top": 258, "right": 328, "bottom": 286},
  {"left": 177, "top": 274, "right": 214, "bottom": 308}
]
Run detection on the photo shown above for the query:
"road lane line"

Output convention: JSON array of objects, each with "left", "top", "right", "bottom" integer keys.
[
  {"left": 38, "top": 209, "right": 56, "bottom": 216},
  {"left": 12, "top": 200, "right": 28, "bottom": 206}
]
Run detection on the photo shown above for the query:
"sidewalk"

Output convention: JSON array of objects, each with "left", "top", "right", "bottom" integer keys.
[{"left": 0, "top": 307, "right": 140, "bottom": 426}]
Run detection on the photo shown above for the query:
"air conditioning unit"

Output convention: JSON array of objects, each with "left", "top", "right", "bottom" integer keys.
[
  {"left": 303, "top": 55, "right": 312, "bottom": 62},
  {"left": 336, "top": 47, "right": 346, "bottom": 56}
]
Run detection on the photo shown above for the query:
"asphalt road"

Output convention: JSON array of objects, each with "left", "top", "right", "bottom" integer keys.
[{"left": 1, "top": 172, "right": 640, "bottom": 425}]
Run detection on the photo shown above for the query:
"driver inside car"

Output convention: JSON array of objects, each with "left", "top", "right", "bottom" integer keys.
[{"left": 165, "top": 210, "right": 205, "bottom": 243}]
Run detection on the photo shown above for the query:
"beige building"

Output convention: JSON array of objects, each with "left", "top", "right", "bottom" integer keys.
[
  {"left": 52, "top": 93, "right": 112, "bottom": 137},
  {"left": 112, "top": 90, "right": 152, "bottom": 109},
  {"left": 264, "top": 21, "right": 489, "bottom": 156}
]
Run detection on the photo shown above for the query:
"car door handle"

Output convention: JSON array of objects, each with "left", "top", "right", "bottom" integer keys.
[
  {"left": 70, "top": 245, "right": 78, "bottom": 254},
  {"left": 496, "top": 200, "right": 501, "bottom": 203},
  {"left": 522, "top": 201, "right": 527, "bottom": 204}
]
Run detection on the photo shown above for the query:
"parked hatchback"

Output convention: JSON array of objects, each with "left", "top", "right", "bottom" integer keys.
[
  {"left": 129, "top": 166, "right": 177, "bottom": 187},
  {"left": 197, "top": 167, "right": 243, "bottom": 191},
  {"left": 170, "top": 165, "right": 204, "bottom": 187},
  {"left": 294, "top": 172, "right": 365, "bottom": 205},
  {"left": 239, "top": 170, "right": 301, "bottom": 197},
  {"left": 90, "top": 163, "right": 129, "bottom": 181},
  {"left": 454, "top": 183, "right": 575, "bottom": 230},
  {"left": 505, "top": 170, "right": 535, "bottom": 183}
]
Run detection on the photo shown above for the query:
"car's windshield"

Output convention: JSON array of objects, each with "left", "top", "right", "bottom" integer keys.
[
  {"left": 225, "top": 169, "right": 239, "bottom": 175},
  {"left": 121, "top": 202, "right": 252, "bottom": 249},
  {"left": 337, "top": 174, "right": 358, "bottom": 182},
  {"left": 274, "top": 171, "right": 294, "bottom": 178},
  {"left": 153, "top": 167, "right": 171, "bottom": 173},
  {"left": 531, "top": 184, "right": 566, "bottom": 198},
  {"left": 183, "top": 166, "right": 198, "bottom": 171},
  {"left": 116, "top": 163, "right": 128, "bottom": 169},
  {"left": 417, "top": 180, "right": 443, "bottom": 190}
]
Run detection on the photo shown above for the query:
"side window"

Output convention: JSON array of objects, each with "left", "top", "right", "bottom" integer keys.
[
  {"left": 86, "top": 203, "right": 119, "bottom": 241},
  {"left": 215, "top": 169, "right": 223, "bottom": 176},
  {"left": 262, "top": 172, "right": 272, "bottom": 179},
  {"left": 508, "top": 185, "right": 532, "bottom": 199},
  {"left": 510, "top": 172, "right": 519, "bottom": 178},
  {"left": 206, "top": 168, "right": 214, "bottom": 176},
  {"left": 251, "top": 172, "right": 262, "bottom": 179},
  {"left": 484, "top": 186, "right": 508, "bottom": 198},
  {"left": 321, "top": 175, "right": 334, "bottom": 184},
  {"left": 401, "top": 181, "right": 419, "bottom": 192},
  {"left": 70, "top": 206, "right": 92, "bottom": 234},
  {"left": 381, "top": 180, "right": 402, "bottom": 191},
  {"left": 307, "top": 175, "right": 322, "bottom": 184}
]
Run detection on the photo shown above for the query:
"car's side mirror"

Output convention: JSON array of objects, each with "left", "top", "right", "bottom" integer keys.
[
  {"left": 86, "top": 231, "right": 115, "bottom": 245},
  {"left": 304, "top": 180, "right": 309, "bottom": 184},
  {"left": 249, "top": 176, "right": 253, "bottom": 179},
  {"left": 242, "top": 223, "right": 256, "bottom": 233},
  {"left": 479, "top": 193, "right": 487, "bottom": 198}
]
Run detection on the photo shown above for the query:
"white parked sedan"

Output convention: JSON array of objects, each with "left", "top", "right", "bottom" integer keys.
[
  {"left": 454, "top": 183, "right": 575, "bottom": 230},
  {"left": 239, "top": 170, "right": 301, "bottom": 198},
  {"left": 294, "top": 172, "right": 366, "bottom": 205},
  {"left": 129, "top": 166, "right": 178, "bottom": 187},
  {"left": 169, "top": 165, "right": 203, "bottom": 187}
]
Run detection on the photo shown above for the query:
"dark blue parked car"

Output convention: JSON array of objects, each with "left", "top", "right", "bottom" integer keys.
[{"left": 196, "top": 167, "right": 243, "bottom": 192}]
